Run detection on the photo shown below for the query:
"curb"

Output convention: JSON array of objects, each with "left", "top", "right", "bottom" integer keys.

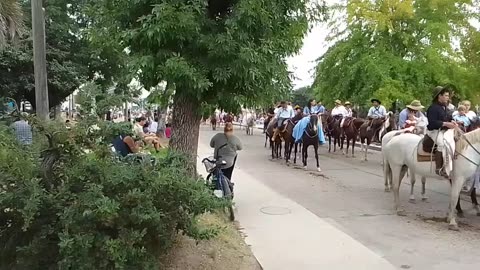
[{"left": 231, "top": 122, "right": 382, "bottom": 152}]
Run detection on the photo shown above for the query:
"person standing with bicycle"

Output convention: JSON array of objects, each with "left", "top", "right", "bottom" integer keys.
[{"left": 209, "top": 123, "right": 242, "bottom": 182}]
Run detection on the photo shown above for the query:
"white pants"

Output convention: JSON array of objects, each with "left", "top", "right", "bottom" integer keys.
[
  {"left": 426, "top": 129, "right": 445, "bottom": 151},
  {"left": 340, "top": 117, "right": 346, "bottom": 127}
]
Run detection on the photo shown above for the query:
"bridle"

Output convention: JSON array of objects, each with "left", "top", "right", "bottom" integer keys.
[{"left": 454, "top": 128, "right": 480, "bottom": 167}]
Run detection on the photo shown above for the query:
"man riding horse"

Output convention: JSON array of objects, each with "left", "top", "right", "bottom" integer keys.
[
  {"left": 426, "top": 86, "right": 457, "bottom": 178},
  {"left": 272, "top": 101, "right": 294, "bottom": 142},
  {"left": 365, "top": 98, "right": 387, "bottom": 142}
]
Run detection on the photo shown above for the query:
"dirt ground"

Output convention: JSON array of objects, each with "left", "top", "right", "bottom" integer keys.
[{"left": 161, "top": 214, "right": 261, "bottom": 270}]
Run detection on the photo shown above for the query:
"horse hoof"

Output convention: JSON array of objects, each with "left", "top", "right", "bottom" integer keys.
[
  {"left": 409, "top": 198, "right": 416, "bottom": 204},
  {"left": 317, "top": 167, "right": 322, "bottom": 172},
  {"left": 457, "top": 212, "right": 465, "bottom": 218},
  {"left": 303, "top": 166, "right": 308, "bottom": 170},
  {"left": 448, "top": 224, "right": 460, "bottom": 231},
  {"left": 384, "top": 187, "right": 391, "bottom": 192},
  {"left": 421, "top": 197, "right": 429, "bottom": 202},
  {"left": 396, "top": 210, "right": 407, "bottom": 216},
  {"left": 476, "top": 212, "right": 480, "bottom": 217}
]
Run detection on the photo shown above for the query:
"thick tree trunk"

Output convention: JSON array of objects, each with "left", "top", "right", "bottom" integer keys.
[{"left": 170, "top": 91, "right": 202, "bottom": 176}]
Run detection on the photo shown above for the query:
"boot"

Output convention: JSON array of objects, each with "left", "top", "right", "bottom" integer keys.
[{"left": 435, "top": 151, "right": 448, "bottom": 178}]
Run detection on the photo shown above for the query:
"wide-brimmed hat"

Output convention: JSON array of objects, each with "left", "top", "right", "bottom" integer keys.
[
  {"left": 344, "top": 101, "right": 351, "bottom": 105},
  {"left": 432, "top": 86, "right": 446, "bottom": 100},
  {"left": 294, "top": 105, "right": 302, "bottom": 110},
  {"left": 406, "top": 100, "right": 424, "bottom": 111},
  {"left": 334, "top": 99, "right": 342, "bottom": 104},
  {"left": 371, "top": 98, "right": 381, "bottom": 104}
]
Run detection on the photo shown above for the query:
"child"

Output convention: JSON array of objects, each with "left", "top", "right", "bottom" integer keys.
[
  {"left": 453, "top": 105, "right": 471, "bottom": 130},
  {"left": 404, "top": 112, "right": 417, "bottom": 128},
  {"left": 165, "top": 123, "right": 172, "bottom": 139}
]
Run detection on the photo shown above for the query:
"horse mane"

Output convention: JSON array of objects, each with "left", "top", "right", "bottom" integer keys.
[{"left": 456, "top": 128, "right": 480, "bottom": 153}]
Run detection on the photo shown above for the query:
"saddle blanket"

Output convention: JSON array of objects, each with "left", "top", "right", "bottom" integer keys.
[{"left": 293, "top": 116, "right": 326, "bottom": 144}]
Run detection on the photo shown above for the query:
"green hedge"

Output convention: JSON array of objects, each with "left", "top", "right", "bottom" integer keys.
[{"left": 0, "top": 120, "right": 222, "bottom": 269}]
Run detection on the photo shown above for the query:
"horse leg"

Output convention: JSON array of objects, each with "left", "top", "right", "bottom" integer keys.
[
  {"left": 314, "top": 142, "right": 321, "bottom": 172},
  {"left": 328, "top": 135, "right": 332, "bottom": 152},
  {"left": 344, "top": 137, "right": 350, "bottom": 157},
  {"left": 448, "top": 175, "right": 464, "bottom": 231},
  {"left": 471, "top": 188, "right": 480, "bottom": 216},
  {"left": 392, "top": 165, "right": 408, "bottom": 215},
  {"left": 421, "top": 176, "right": 428, "bottom": 201},
  {"left": 409, "top": 172, "right": 416, "bottom": 203},
  {"left": 383, "top": 158, "right": 391, "bottom": 192},
  {"left": 303, "top": 144, "right": 308, "bottom": 169},
  {"left": 363, "top": 137, "right": 370, "bottom": 161},
  {"left": 293, "top": 143, "right": 298, "bottom": 164}
]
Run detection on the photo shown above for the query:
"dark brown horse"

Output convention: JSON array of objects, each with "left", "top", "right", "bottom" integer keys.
[
  {"left": 301, "top": 114, "right": 321, "bottom": 171},
  {"left": 279, "top": 114, "right": 303, "bottom": 163},
  {"left": 325, "top": 114, "right": 343, "bottom": 153},
  {"left": 341, "top": 117, "right": 365, "bottom": 157},
  {"left": 266, "top": 120, "right": 282, "bottom": 159},
  {"left": 359, "top": 112, "right": 396, "bottom": 161}
]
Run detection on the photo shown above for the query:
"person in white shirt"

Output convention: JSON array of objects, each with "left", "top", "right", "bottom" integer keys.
[
  {"left": 148, "top": 117, "right": 159, "bottom": 134},
  {"left": 452, "top": 100, "right": 477, "bottom": 121},
  {"left": 367, "top": 98, "right": 387, "bottom": 119},
  {"left": 272, "top": 101, "right": 294, "bottom": 141},
  {"left": 331, "top": 100, "right": 348, "bottom": 117},
  {"left": 340, "top": 101, "right": 353, "bottom": 127}
]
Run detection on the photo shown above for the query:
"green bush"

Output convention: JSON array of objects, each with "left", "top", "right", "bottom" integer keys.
[{"left": 0, "top": 120, "right": 222, "bottom": 269}]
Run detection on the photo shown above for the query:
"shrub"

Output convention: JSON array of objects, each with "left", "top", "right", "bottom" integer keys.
[{"left": 0, "top": 120, "right": 222, "bottom": 269}]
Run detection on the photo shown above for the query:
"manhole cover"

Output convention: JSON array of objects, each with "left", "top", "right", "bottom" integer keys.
[{"left": 260, "top": 206, "right": 291, "bottom": 215}]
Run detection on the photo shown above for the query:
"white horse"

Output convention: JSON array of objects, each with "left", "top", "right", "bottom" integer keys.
[
  {"left": 382, "top": 115, "right": 429, "bottom": 204},
  {"left": 383, "top": 128, "right": 480, "bottom": 230}
]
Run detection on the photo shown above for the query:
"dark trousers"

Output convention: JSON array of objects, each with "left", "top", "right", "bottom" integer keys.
[{"left": 221, "top": 156, "right": 237, "bottom": 181}]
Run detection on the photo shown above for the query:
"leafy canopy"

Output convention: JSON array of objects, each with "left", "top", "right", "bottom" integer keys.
[
  {"left": 313, "top": 0, "right": 480, "bottom": 109},
  {"left": 86, "top": 0, "right": 325, "bottom": 112}
]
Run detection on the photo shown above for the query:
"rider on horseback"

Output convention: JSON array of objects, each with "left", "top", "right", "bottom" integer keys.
[
  {"left": 398, "top": 100, "right": 425, "bottom": 129},
  {"left": 426, "top": 86, "right": 457, "bottom": 178},
  {"left": 272, "top": 101, "right": 294, "bottom": 141},
  {"left": 340, "top": 101, "right": 353, "bottom": 128}
]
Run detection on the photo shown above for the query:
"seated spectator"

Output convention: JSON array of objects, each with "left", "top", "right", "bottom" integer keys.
[
  {"left": 453, "top": 105, "right": 471, "bottom": 130},
  {"left": 134, "top": 117, "right": 162, "bottom": 151},
  {"left": 112, "top": 133, "right": 141, "bottom": 157},
  {"left": 149, "top": 117, "right": 159, "bottom": 134}
]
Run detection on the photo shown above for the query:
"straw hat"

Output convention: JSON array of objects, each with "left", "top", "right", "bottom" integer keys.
[
  {"left": 406, "top": 100, "right": 424, "bottom": 111},
  {"left": 334, "top": 99, "right": 342, "bottom": 105},
  {"left": 344, "top": 101, "right": 351, "bottom": 105},
  {"left": 371, "top": 98, "right": 381, "bottom": 104}
]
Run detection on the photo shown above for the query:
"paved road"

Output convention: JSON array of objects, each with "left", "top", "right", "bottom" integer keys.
[{"left": 199, "top": 125, "right": 480, "bottom": 270}]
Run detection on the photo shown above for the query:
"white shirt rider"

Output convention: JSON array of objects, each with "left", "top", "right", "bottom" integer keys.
[{"left": 331, "top": 105, "right": 348, "bottom": 116}]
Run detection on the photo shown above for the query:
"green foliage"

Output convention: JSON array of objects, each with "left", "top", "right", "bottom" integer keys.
[
  {"left": 0, "top": 0, "right": 129, "bottom": 109},
  {"left": 76, "top": 82, "right": 126, "bottom": 118},
  {"left": 0, "top": 119, "right": 223, "bottom": 269},
  {"left": 313, "top": 0, "right": 480, "bottom": 109},
  {"left": 0, "top": 0, "right": 24, "bottom": 46},
  {"left": 291, "top": 86, "right": 314, "bottom": 108}
]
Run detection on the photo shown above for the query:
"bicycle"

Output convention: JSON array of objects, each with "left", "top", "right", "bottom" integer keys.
[{"left": 202, "top": 144, "right": 235, "bottom": 221}]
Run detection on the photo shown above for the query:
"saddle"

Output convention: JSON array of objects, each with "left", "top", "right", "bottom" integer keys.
[
  {"left": 417, "top": 135, "right": 436, "bottom": 162},
  {"left": 343, "top": 117, "right": 354, "bottom": 128}
]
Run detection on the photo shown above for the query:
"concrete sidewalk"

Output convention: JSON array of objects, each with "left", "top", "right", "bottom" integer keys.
[{"left": 197, "top": 142, "right": 395, "bottom": 270}]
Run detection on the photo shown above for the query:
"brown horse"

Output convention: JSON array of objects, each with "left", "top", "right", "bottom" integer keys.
[
  {"left": 266, "top": 119, "right": 282, "bottom": 159},
  {"left": 359, "top": 112, "right": 396, "bottom": 161},
  {"left": 279, "top": 114, "right": 303, "bottom": 163},
  {"left": 341, "top": 117, "right": 365, "bottom": 157},
  {"left": 325, "top": 114, "right": 343, "bottom": 153}
]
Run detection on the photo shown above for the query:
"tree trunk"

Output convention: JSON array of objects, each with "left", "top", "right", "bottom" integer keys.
[{"left": 170, "top": 91, "right": 201, "bottom": 176}]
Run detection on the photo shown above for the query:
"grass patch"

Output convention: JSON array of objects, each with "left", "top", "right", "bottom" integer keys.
[{"left": 160, "top": 213, "right": 261, "bottom": 270}]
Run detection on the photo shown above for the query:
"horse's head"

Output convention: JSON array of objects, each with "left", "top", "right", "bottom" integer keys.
[{"left": 309, "top": 114, "right": 319, "bottom": 132}]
